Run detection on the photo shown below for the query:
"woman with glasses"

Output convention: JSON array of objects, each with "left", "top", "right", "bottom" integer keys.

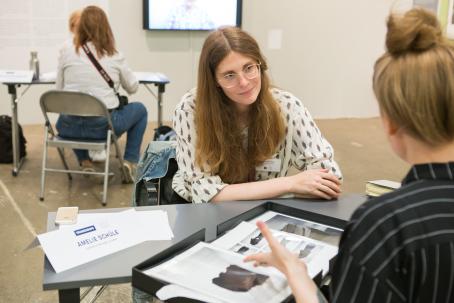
[{"left": 172, "top": 27, "right": 342, "bottom": 203}]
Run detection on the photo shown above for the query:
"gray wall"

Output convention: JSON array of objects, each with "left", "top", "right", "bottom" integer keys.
[{"left": 0, "top": 0, "right": 394, "bottom": 125}]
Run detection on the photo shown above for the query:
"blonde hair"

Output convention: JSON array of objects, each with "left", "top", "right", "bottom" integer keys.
[
  {"left": 75, "top": 6, "right": 117, "bottom": 58},
  {"left": 373, "top": 8, "right": 454, "bottom": 145},
  {"left": 68, "top": 10, "right": 81, "bottom": 34},
  {"left": 195, "top": 27, "right": 285, "bottom": 184}
]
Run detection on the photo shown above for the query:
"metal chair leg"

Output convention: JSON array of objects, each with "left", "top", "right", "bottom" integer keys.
[
  {"left": 56, "top": 147, "right": 72, "bottom": 180},
  {"left": 80, "top": 286, "right": 94, "bottom": 300},
  {"left": 39, "top": 127, "right": 48, "bottom": 201},
  {"left": 79, "top": 285, "right": 108, "bottom": 303},
  {"left": 112, "top": 133, "right": 128, "bottom": 182},
  {"left": 88, "top": 285, "right": 108, "bottom": 303},
  {"left": 157, "top": 178, "right": 161, "bottom": 206},
  {"left": 101, "top": 131, "right": 112, "bottom": 206}
]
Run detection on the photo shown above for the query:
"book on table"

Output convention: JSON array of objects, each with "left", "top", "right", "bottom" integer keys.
[{"left": 366, "top": 179, "right": 401, "bottom": 197}]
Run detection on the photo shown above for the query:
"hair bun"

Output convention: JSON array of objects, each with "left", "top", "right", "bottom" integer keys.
[{"left": 386, "top": 8, "right": 442, "bottom": 55}]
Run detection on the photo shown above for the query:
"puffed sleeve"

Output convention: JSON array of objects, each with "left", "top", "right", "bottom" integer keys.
[
  {"left": 290, "top": 96, "right": 342, "bottom": 180},
  {"left": 116, "top": 52, "right": 138, "bottom": 94},
  {"left": 172, "top": 92, "right": 228, "bottom": 203}
]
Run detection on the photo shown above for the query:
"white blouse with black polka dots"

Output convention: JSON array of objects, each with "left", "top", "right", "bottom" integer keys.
[{"left": 172, "top": 88, "right": 342, "bottom": 203}]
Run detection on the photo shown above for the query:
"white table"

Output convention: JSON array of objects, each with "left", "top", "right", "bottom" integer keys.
[{"left": 1, "top": 72, "right": 170, "bottom": 176}]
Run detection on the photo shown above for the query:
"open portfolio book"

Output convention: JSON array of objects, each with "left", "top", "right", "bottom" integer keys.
[{"left": 142, "top": 211, "right": 342, "bottom": 303}]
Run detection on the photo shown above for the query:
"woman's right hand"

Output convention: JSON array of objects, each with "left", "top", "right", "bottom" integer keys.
[
  {"left": 244, "top": 221, "right": 306, "bottom": 276},
  {"left": 245, "top": 221, "right": 320, "bottom": 303},
  {"left": 287, "top": 169, "right": 341, "bottom": 200}
]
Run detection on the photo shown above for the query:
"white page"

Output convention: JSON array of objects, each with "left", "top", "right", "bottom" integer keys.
[
  {"left": 134, "top": 72, "right": 169, "bottom": 82},
  {"left": 145, "top": 242, "right": 291, "bottom": 303},
  {"left": 212, "top": 221, "right": 338, "bottom": 277},
  {"left": 367, "top": 179, "right": 401, "bottom": 189},
  {"left": 57, "top": 212, "right": 110, "bottom": 230},
  {"left": 212, "top": 221, "right": 258, "bottom": 250},
  {"left": 40, "top": 71, "right": 56, "bottom": 82},
  {"left": 59, "top": 209, "right": 173, "bottom": 240},
  {"left": 134, "top": 210, "right": 174, "bottom": 240},
  {"left": 0, "top": 70, "right": 33, "bottom": 83},
  {"left": 252, "top": 210, "right": 343, "bottom": 233},
  {"left": 38, "top": 209, "right": 147, "bottom": 273},
  {"left": 251, "top": 210, "right": 343, "bottom": 246}
]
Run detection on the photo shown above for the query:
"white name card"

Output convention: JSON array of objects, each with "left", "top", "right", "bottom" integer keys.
[{"left": 0, "top": 70, "right": 33, "bottom": 84}]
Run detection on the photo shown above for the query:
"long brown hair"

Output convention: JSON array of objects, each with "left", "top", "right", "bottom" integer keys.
[
  {"left": 75, "top": 6, "right": 117, "bottom": 58},
  {"left": 195, "top": 27, "right": 285, "bottom": 184},
  {"left": 373, "top": 8, "right": 454, "bottom": 145}
]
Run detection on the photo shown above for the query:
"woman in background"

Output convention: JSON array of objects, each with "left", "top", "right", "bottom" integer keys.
[
  {"left": 59, "top": 9, "right": 81, "bottom": 52},
  {"left": 245, "top": 8, "right": 454, "bottom": 303},
  {"left": 172, "top": 27, "right": 342, "bottom": 203},
  {"left": 68, "top": 9, "right": 81, "bottom": 34},
  {"left": 56, "top": 6, "right": 147, "bottom": 182}
]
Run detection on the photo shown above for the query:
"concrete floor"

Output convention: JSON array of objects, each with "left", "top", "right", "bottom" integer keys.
[{"left": 0, "top": 118, "right": 409, "bottom": 302}]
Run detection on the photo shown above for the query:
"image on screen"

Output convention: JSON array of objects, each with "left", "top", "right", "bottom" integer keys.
[{"left": 143, "top": 0, "right": 242, "bottom": 31}]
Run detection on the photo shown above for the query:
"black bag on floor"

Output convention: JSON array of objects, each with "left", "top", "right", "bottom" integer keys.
[
  {"left": 135, "top": 158, "right": 187, "bottom": 206},
  {"left": 0, "top": 115, "right": 26, "bottom": 163}
]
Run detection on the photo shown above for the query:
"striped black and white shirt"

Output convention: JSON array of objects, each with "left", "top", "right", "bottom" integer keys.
[{"left": 330, "top": 162, "right": 454, "bottom": 303}]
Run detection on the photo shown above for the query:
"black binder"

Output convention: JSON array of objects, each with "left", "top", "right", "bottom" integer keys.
[
  {"left": 132, "top": 201, "right": 345, "bottom": 302},
  {"left": 132, "top": 229, "right": 206, "bottom": 302}
]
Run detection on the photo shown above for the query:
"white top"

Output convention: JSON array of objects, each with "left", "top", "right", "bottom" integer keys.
[
  {"left": 56, "top": 42, "right": 138, "bottom": 109},
  {"left": 172, "top": 88, "right": 343, "bottom": 203}
]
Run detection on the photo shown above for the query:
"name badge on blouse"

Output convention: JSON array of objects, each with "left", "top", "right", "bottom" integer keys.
[{"left": 256, "top": 159, "right": 281, "bottom": 172}]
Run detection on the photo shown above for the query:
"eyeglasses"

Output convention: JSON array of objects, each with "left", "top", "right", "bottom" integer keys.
[{"left": 217, "top": 63, "right": 261, "bottom": 88}]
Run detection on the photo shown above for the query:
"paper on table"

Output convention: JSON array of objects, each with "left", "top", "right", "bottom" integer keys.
[
  {"left": 134, "top": 210, "right": 174, "bottom": 240},
  {"left": 57, "top": 212, "right": 110, "bottom": 231},
  {"left": 211, "top": 221, "right": 258, "bottom": 250},
  {"left": 212, "top": 221, "right": 338, "bottom": 277},
  {"left": 40, "top": 71, "right": 56, "bottom": 82},
  {"left": 250, "top": 210, "right": 343, "bottom": 246},
  {"left": 0, "top": 70, "right": 33, "bottom": 83},
  {"left": 39, "top": 209, "right": 170, "bottom": 273},
  {"left": 134, "top": 72, "right": 169, "bottom": 83},
  {"left": 58, "top": 209, "right": 174, "bottom": 240},
  {"left": 145, "top": 242, "right": 290, "bottom": 303},
  {"left": 367, "top": 179, "right": 401, "bottom": 189}
]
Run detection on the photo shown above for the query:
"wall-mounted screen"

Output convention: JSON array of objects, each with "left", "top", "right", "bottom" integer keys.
[{"left": 143, "top": 0, "right": 242, "bottom": 31}]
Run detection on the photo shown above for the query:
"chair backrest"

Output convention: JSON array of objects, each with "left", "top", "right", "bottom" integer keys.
[{"left": 40, "top": 90, "right": 109, "bottom": 117}]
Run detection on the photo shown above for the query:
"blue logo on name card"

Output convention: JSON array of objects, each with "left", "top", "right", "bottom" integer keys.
[{"left": 74, "top": 225, "right": 96, "bottom": 236}]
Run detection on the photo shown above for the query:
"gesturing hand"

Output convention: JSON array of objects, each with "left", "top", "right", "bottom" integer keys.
[
  {"left": 288, "top": 169, "right": 341, "bottom": 200},
  {"left": 243, "top": 221, "right": 306, "bottom": 277},
  {"left": 244, "top": 221, "right": 320, "bottom": 303}
]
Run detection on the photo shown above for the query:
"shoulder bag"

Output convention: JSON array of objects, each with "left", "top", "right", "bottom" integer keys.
[{"left": 81, "top": 44, "right": 129, "bottom": 109}]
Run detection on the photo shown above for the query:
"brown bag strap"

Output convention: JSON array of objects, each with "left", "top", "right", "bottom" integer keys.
[{"left": 81, "top": 44, "right": 117, "bottom": 94}]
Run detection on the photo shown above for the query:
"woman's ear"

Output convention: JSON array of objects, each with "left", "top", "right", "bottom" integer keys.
[
  {"left": 381, "top": 112, "right": 407, "bottom": 160},
  {"left": 381, "top": 113, "right": 399, "bottom": 137}
]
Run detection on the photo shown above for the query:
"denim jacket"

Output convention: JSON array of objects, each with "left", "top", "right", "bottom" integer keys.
[{"left": 132, "top": 141, "right": 176, "bottom": 205}]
